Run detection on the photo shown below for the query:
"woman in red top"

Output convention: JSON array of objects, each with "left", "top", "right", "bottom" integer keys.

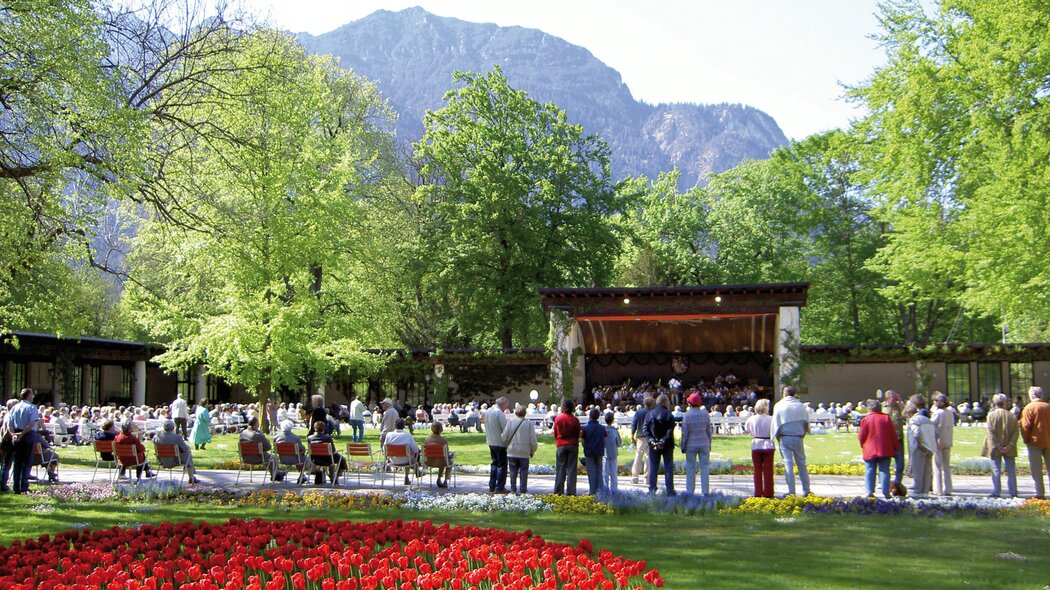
[
  {"left": 552, "top": 399, "right": 581, "bottom": 495},
  {"left": 858, "top": 398, "right": 899, "bottom": 498},
  {"left": 113, "top": 422, "right": 156, "bottom": 480}
]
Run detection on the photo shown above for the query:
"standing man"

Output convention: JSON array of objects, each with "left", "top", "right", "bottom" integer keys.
[
  {"left": 379, "top": 398, "right": 399, "bottom": 445},
  {"left": 643, "top": 394, "right": 677, "bottom": 496},
  {"left": 1020, "top": 386, "right": 1050, "bottom": 499},
  {"left": 581, "top": 408, "right": 607, "bottom": 495},
  {"left": 771, "top": 386, "right": 811, "bottom": 496},
  {"left": 348, "top": 394, "right": 365, "bottom": 443},
  {"left": 170, "top": 392, "right": 189, "bottom": 438},
  {"left": 630, "top": 397, "right": 653, "bottom": 484},
  {"left": 931, "top": 391, "right": 955, "bottom": 496},
  {"left": 484, "top": 397, "right": 510, "bottom": 493},
  {"left": 553, "top": 399, "right": 581, "bottom": 495},
  {"left": 6, "top": 389, "right": 39, "bottom": 494},
  {"left": 884, "top": 390, "right": 906, "bottom": 491}
]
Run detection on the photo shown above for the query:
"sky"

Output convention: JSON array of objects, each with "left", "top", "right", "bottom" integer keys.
[{"left": 237, "top": 0, "right": 890, "bottom": 140}]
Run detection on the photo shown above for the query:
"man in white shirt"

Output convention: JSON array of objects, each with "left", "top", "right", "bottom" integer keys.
[
  {"left": 348, "top": 394, "right": 365, "bottom": 442},
  {"left": 771, "top": 386, "right": 811, "bottom": 496},
  {"left": 384, "top": 418, "right": 420, "bottom": 485},
  {"left": 170, "top": 393, "right": 189, "bottom": 438},
  {"left": 485, "top": 397, "right": 510, "bottom": 493}
]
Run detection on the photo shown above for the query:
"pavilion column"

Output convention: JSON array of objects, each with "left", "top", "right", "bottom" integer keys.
[
  {"left": 80, "top": 363, "right": 90, "bottom": 405},
  {"left": 133, "top": 360, "right": 147, "bottom": 406},
  {"left": 195, "top": 365, "right": 207, "bottom": 404},
  {"left": 775, "top": 306, "right": 801, "bottom": 394},
  {"left": 549, "top": 308, "right": 585, "bottom": 401}
]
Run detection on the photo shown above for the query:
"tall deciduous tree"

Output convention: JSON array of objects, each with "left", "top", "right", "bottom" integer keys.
[
  {"left": 412, "top": 67, "right": 626, "bottom": 349},
  {"left": 850, "top": 0, "right": 1050, "bottom": 340},
  {"left": 124, "top": 31, "right": 393, "bottom": 409}
]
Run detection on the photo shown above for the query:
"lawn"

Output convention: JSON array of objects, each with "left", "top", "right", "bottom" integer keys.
[
  {"left": 56, "top": 423, "right": 992, "bottom": 469},
  {"left": 0, "top": 494, "right": 1046, "bottom": 588}
]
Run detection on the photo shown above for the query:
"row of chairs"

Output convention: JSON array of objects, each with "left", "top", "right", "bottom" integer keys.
[
  {"left": 90, "top": 439, "right": 456, "bottom": 489},
  {"left": 238, "top": 441, "right": 456, "bottom": 489},
  {"left": 90, "top": 439, "right": 188, "bottom": 483}
]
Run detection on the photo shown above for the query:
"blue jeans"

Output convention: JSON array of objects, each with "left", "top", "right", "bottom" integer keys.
[
  {"left": 648, "top": 442, "right": 675, "bottom": 495},
  {"left": 349, "top": 419, "right": 364, "bottom": 442},
  {"left": 990, "top": 452, "right": 1017, "bottom": 497},
  {"left": 779, "top": 435, "right": 810, "bottom": 495},
  {"left": 685, "top": 447, "right": 710, "bottom": 495},
  {"left": 488, "top": 445, "right": 508, "bottom": 492},
  {"left": 893, "top": 441, "right": 905, "bottom": 485},
  {"left": 554, "top": 445, "right": 578, "bottom": 495},
  {"left": 11, "top": 431, "right": 36, "bottom": 494},
  {"left": 508, "top": 457, "right": 529, "bottom": 493},
  {"left": 584, "top": 455, "right": 603, "bottom": 495},
  {"left": 865, "top": 456, "right": 891, "bottom": 497},
  {"left": 603, "top": 456, "right": 618, "bottom": 491}
]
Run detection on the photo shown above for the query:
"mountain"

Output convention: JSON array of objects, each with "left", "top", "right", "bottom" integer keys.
[{"left": 297, "top": 7, "right": 788, "bottom": 187}]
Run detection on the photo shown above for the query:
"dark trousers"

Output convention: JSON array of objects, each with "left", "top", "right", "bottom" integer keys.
[
  {"left": 554, "top": 444, "right": 578, "bottom": 495},
  {"left": 488, "top": 445, "right": 508, "bottom": 492},
  {"left": 584, "top": 455, "right": 604, "bottom": 495},
  {"left": 647, "top": 442, "right": 675, "bottom": 494},
  {"left": 12, "top": 433, "right": 35, "bottom": 494},
  {"left": 0, "top": 438, "right": 13, "bottom": 490},
  {"left": 752, "top": 449, "right": 775, "bottom": 498},
  {"left": 508, "top": 457, "right": 529, "bottom": 493},
  {"left": 174, "top": 417, "right": 188, "bottom": 438}
]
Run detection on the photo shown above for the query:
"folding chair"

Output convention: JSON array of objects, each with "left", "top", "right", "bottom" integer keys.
[
  {"left": 114, "top": 442, "right": 148, "bottom": 481},
  {"left": 31, "top": 442, "right": 45, "bottom": 481},
  {"left": 345, "top": 442, "right": 379, "bottom": 487},
  {"left": 237, "top": 441, "right": 267, "bottom": 484},
  {"left": 154, "top": 442, "right": 187, "bottom": 484},
  {"left": 382, "top": 443, "right": 419, "bottom": 489},
  {"left": 276, "top": 442, "right": 309, "bottom": 486},
  {"left": 309, "top": 442, "right": 342, "bottom": 487},
  {"left": 91, "top": 439, "right": 117, "bottom": 482},
  {"left": 422, "top": 443, "right": 456, "bottom": 488}
]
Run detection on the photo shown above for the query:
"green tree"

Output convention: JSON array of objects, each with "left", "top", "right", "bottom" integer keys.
[
  {"left": 124, "top": 31, "right": 393, "bottom": 411},
  {"left": 613, "top": 169, "right": 719, "bottom": 286},
  {"left": 849, "top": 0, "right": 1050, "bottom": 340},
  {"left": 412, "top": 67, "right": 626, "bottom": 349}
]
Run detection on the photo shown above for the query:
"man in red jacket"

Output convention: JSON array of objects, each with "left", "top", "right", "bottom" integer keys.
[
  {"left": 553, "top": 399, "right": 581, "bottom": 495},
  {"left": 858, "top": 398, "right": 899, "bottom": 499}
]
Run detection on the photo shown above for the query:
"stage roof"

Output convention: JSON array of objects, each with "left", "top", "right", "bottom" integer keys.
[{"left": 539, "top": 283, "right": 809, "bottom": 355}]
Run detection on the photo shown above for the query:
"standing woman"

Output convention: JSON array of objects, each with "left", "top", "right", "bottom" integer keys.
[
  {"left": 982, "top": 393, "right": 1019, "bottom": 498},
  {"left": 905, "top": 395, "right": 936, "bottom": 498},
  {"left": 503, "top": 405, "right": 538, "bottom": 494},
  {"left": 857, "top": 399, "right": 899, "bottom": 499},
  {"left": 744, "top": 398, "right": 775, "bottom": 498},
  {"left": 190, "top": 400, "right": 213, "bottom": 451}
]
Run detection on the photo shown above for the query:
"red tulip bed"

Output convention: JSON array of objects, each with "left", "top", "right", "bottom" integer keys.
[{"left": 0, "top": 518, "right": 663, "bottom": 590}]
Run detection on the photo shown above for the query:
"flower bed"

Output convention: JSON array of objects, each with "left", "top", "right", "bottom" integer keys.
[
  {"left": 722, "top": 495, "right": 1027, "bottom": 517},
  {"left": 0, "top": 518, "right": 664, "bottom": 589}
]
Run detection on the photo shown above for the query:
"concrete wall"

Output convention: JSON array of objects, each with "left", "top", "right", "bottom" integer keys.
[{"left": 803, "top": 362, "right": 918, "bottom": 405}]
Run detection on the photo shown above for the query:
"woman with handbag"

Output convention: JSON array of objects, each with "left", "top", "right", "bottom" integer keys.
[{"left": 503, "top": 405, "right": 538, "bottom": 494}]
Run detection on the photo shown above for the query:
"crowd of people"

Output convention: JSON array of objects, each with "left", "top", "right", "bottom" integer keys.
[{"left": 2, "top": 382, "right": 1049, "bottom": 501}]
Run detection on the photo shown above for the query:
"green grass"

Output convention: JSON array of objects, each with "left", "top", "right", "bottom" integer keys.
[
  {"left": 0, "top": 495, "right": 1046, "bottom": 588},
  {"left": 56, "top": 423, "right": 992, "bottom": 468}
]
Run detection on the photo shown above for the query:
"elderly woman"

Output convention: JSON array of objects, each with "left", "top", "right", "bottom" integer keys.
[
  {"left": 858, "top": 399, "right": 899, "bottom": 499},
  {"left": 744, "top": 398, "right": 775, "bottom": 498},
  {"left": 905, "top": 395, "right": 936, "bottom": 498},
  {"left": 982, "top": 393, "right": 1019, "bottom": 498}
]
